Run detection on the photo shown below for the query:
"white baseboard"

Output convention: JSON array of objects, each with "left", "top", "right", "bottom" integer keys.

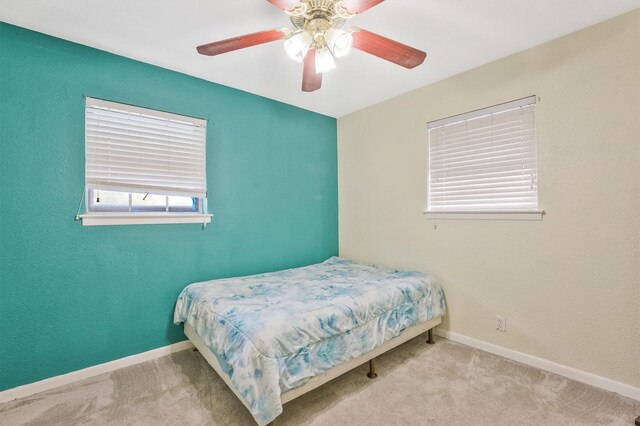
[
  {"left": 3, "top": 332, "right": 638, "bottom": 405},
  {"left": 435, "top": 328, "right": 640, "bottom": 401},
  {"left": 0, "top": 340, "right": 194, "bottom": 405}
]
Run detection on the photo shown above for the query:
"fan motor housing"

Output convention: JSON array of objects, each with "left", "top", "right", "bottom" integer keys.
[{"left": 290, "top": 0, "right": 347, "bottom": 31}]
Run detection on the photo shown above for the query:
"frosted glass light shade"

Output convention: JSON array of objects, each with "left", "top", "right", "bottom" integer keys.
[
  {"left": 315, "top": 47, "right": 336, "bottom": 73},
  {"left": 284, "top": 32, "right": 312, "bottom": 62},
  {"left": 326, "top": 28, "right": 353, "bottom": 58}
]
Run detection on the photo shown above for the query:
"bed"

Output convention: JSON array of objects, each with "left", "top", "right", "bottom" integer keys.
[{"left": 173, "top": 257, "right": 446, "bottom": 425}]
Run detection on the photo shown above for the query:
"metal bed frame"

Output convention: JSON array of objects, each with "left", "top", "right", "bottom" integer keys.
[{"left": 184, "top": 316, "right": 441, "bottom": 424}]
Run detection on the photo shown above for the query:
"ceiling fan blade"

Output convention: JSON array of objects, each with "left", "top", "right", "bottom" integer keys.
[
  {"left": 266, "top": 0, "right": 302, "bottom": 11},
  {"left": 339, "top": 0, "right": 385, "bottom": 14},
  {"left": 351, "top": 28, "right": 426, "bottom": 69},
  {"left": 197, "top": 29, "right": 286, "bottom": 56},
  {"left": 302, "top": 50, "right": 322, "bottom": 92}
]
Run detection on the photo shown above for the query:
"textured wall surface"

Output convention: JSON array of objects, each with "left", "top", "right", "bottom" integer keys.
[
  {"left": 338, "top": 11, "right": 639, "bottom": 387},
  {"left": 0, "top": 24, "right": 338, "bottom": 391}
]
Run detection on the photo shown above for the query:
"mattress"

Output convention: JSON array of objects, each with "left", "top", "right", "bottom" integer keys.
[{"left": 173, "top": 257, "right": 446, "bottom": 425}]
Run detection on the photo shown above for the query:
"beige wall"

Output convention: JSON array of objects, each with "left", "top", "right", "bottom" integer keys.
[{"left": 338, "top": 10, "right": 640, "bottom": 387}]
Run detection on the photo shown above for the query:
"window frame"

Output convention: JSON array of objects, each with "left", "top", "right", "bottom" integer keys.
[
  {"left": 424, "top": 96, "right": 543, "bottom": 221},
  {"left": 78, "top": 98, "right": 212, "bottom": 226}
]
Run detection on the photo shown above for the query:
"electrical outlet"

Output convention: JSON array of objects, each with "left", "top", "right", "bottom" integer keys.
[{"left": 496, "top": 315, "right": 506, "bottom": 332}]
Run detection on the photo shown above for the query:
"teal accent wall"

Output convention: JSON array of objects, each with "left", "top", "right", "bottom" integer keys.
[{"left": 0, "top": 23, "right": 338, "bottom": 391}]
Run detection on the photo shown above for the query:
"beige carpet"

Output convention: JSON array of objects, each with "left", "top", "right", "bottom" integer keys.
[{"left": 1, "top": 336, "right": 638, "bottom": 425}]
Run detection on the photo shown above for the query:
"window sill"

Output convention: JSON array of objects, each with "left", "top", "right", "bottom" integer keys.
[
  {"left": 77, "top": 213, "right": 213, "bottom": 226},
  {"left": 423, "top": 211, "right": 544, "bottom": 221}
]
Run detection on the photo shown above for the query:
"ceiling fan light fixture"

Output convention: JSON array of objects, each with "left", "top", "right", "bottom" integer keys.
[
  {"left": 325, "top": 28, "right": 353, "bottom": 58},
  {"left": 284, "top": 31, "right": 312, "bottom": 62},
  {"left": 197, "top": 0, "right": 426, "bottom": 92},
  {"left": 315, "top": 47, "right": 336, "bottom": 73}
]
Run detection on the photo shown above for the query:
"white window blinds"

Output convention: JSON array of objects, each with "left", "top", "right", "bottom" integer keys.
[
  {"left": 427, "top": 96, "right": 538, "bottom": 212},
  {"left": 85, "top": 98, "right": 207, "bottom": 198}
]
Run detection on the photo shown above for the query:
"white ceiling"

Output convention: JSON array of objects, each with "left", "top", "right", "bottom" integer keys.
[{"left": 1, "top": 0, "right": 638, "bottom": 117}]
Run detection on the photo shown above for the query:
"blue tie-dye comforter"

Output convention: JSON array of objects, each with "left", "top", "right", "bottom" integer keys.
[{"left": 173, "top": 257, "right": 445, "bottom": 425}]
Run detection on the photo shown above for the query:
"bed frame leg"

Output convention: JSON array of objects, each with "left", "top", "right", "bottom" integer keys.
[
  {"left": 426, "top": 328, "right": 435, "bottom": 345},
  {"left": 367, "top": 359, "right": 378, "bottom": 379}
]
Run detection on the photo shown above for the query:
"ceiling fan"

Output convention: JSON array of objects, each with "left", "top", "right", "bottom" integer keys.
[{"left": 196, "top": 0, "right": 427, "bottom": 92}]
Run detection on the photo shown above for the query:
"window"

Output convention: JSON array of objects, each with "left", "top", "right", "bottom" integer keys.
[
  {"left": 79, "top": 98, "right": 211, "bottom": 226},
  {"left": 426, "top": 96, "right": 542, "bottom": 220},
  {"left": 86, "top": 190, "right": 201, "bottom": 213}
]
